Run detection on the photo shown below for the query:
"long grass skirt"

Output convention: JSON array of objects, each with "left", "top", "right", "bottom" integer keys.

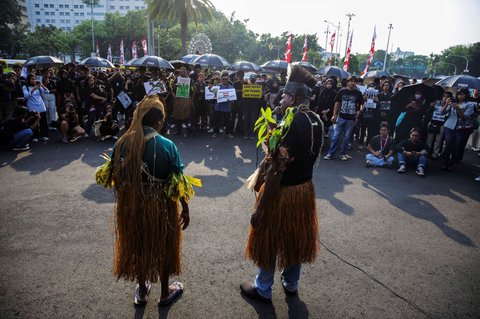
[
  {"left": 246, "top": 180, "right": 319, "bottom": 270},
  {"left": 173, "top": 97, "right": 192, "bottom": 121},
  {"left": 113, "top": 186, "right": 182, "bottom": 282}
]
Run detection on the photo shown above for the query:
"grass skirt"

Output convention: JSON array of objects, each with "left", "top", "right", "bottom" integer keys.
[
  {"left": 113, "top": 184, "right": 182, "bottom": 282},
  {"left": 246, "top": 180, "right": 319, "bottom": 270},
  {"left": 172, "top": 97, "right": 192, "bottom": 121}
]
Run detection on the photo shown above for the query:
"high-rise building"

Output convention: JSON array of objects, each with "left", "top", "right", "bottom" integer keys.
[
  {"left": 25, "top": 0, "right": 146, "bottom": 32},
  {"left": 17, "top": 0, "right": 29, "bottom": 27}
]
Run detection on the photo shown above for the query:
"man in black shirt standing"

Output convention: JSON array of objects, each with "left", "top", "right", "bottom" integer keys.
[{"left": 324, "top": 76, "right": 364, "bottom": 161}]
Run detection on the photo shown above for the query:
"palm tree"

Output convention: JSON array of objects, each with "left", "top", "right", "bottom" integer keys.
[
  {"left": 146, "top": 0, "right": 214, "bottom": 55},
  {"left": 82, "top": 0, "right": 100, "bottom": 53}
]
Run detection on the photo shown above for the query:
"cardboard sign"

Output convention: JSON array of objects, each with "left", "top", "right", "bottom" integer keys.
[
  {"left": 205, "top": 85, "right": 220, "bottom": 100},
  {"left": 144, "top": 80, "right": 166, "bottom": 96},
  {"left": 176, "top": 77, "right": 190, "bottom": 98},
  {"left": 216, "top": 88, "right": 237, "bottom": 103},
  {"left": 117, "top": 91, "right": 132, "bottom": 109},
  {"left": 242, "top": 84, "right": 263, "bottom": 98},
  {"left": 431, "top": 105, "right": 446, "bottom": 122},
  {"left": 364, "top": 88, "right": 378, "bottom": 109}
]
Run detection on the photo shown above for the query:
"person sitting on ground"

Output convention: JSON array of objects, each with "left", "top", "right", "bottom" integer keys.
[
  {"left": 365, "top": 122, "right": 394, "bottom": 167},
  {"left": 395, "top": 127, "right": 430, "bottom": 177},
  {"left": 2, "top": 106, "right": 40, "bottom": 151},
  {"left": 58, "top": 102, "right": 85, "bottom": 143},
  {"left": 97, "top": 104, "right": 119, "bottom": 141}
]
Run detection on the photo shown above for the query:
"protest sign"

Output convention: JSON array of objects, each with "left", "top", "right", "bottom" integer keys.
[
  {"left": 176, "top": 77, "right": 190, "bottom": 98},
  {"left": 143, "top": 80, "right": 166, "bottom": 96},
  {"left": 216, "top": 88, "right": 237, "bottom": 103},
  {"left": 205, "top": 85, "right": 220, "bottom": 100},
  {"left": 117, "top": 91, "right": 132, "bottom": 109},
  {"left": 242, "top": 84, "right": 262, "bottom": 98}
]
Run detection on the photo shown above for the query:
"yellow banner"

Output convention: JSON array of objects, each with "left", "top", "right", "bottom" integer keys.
[{"left": 242, "top": 84, "right": 262, "bottom": 98}]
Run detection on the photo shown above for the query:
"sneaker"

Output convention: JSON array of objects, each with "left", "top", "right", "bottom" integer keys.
[
  {"left": 323, "top": 154, "right": 333, "bottom": 160},
  {"left": 134, "top": 281, "right": 152, "bottom": 306},
  {"left": 40, "top": 137, "right": 49, "bottom": 142},
  {"left": 84, "top": 133, "right": 89, "bottom": 138},
  {"left": 227, "top": 134, "right": 234, "bottom": 139},
  {"left": 366, "top": 160, "right": 375, "bottom": 167},
  {"left": 340, "top": 154, "right": 348, "bottom": 161},
  {"left": 100, "top": 136, "right": 106, "bottom": 141},
  {"left": 211, "top": 133, "right": 217, "bottom": 138},
  {"left": 397, "top": 164, "right": 406, "bottom": 173},
  {"left": 61, "top": 137, "right": 68, "bottom": 143},
  {"left": 358, "top": 144, "right": 365, "bottom": 150},
  {"left": 32, "top": 138, "right": 39, "bottom": 143},
  {"left": 416, "top": 166, "right": 425, "bottom": 177},
  {"left": 12, "top": 145, "right": 30, "bottom": 151},
  {"left": 472, "top": 147, "right": 480, "bottom": 152}
]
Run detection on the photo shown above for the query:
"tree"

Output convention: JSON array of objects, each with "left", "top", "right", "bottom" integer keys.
[
  {"left": 147, "top": 0, "right": 214, "bottom": 55},
  {"left": 20, "top": 25, "right": 68, "bottom": 57},
  {"left": 0, "top": 0, "right": 23, "bottom": 57}
]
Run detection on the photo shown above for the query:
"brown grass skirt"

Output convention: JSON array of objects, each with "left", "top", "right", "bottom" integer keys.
[
  {"left": 113, "top": 186, "right": 182, "bottom": 282},
  {"left": 246, "top": 181, "right": 319, "bottom": 270},
  {"left": 172, "top": 97, "right": 192, "bottom": 121}
]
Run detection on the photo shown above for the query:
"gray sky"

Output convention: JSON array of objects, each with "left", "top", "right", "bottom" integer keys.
[{"left": 209, "top": 0, "right": 480, "bottom": 56}]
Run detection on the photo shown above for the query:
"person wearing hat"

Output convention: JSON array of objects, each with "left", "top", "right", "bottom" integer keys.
[
  {"left": 324, "top": 75, "right": 364, "bottom": 160},
  {"left": 241, "top": 66, "right": 323, "bottom": 303}
]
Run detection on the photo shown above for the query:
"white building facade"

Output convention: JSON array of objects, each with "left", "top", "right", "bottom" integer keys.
[{"left": 26, "top": 0, "right": 146, "bottom": 32}]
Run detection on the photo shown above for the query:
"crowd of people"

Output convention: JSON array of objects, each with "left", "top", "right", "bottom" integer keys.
[{"left": 0, "top": 61, "right": 479, "bottom": 179}]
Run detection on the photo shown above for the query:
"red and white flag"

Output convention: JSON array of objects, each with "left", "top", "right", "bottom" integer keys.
[
  {"left": 361, "top": 26, "right": 377, "bottom": 77},
  {"left": 132, "top": 40, "right": 138, "bottom": 59},
  {"left": 142, "top": 38, "right": 148, "bottom": 56},
  {"left": 96, "top": 41, "right": 100, "bottom": 57},
  {"left": 301, "top": 36, "right": 308, "bottom": 62},
  {"left": 343, "top": 31, "right": 353, "bottom": 72},
  {"left": 328, "top": 32, "right": 336, "bottom": 66},
  {"left": 107, "top": 44, "right": 112, "bottom": 62},
  {"left": 284, "top": 33, "right": 292, "bottom": 63},
  {"left": 119, "top": 39, "right": 125, "bottom": 65}
]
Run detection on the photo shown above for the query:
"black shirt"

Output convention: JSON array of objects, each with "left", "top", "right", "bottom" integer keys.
[
  {"left": 395, "top": 139, "right": 429, "bottom": 154},
  {"left": 335, "top": 88, "right": 364, "bottom": 120},
  {"left": 281, "top": 110, "right": 323, "bottom": 186},
  {"left": 368, "top": 135, "right": 394, "bottom": 156}
]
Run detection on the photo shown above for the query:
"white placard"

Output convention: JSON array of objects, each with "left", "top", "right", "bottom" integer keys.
[
  {"left": 216, "top": 88, "right": 237, "bottom": 103},
  {"left": 365, "top": 99, "right": 377, "bottom": 109},
  {"left": 356, "top": 85, "right": 366, "bottom": 95},
  {"left": 431, "top": 106, "right": 446, "bottom": 122},
  {"left": 205, "top": 85, "right": 220, "bottom": 100},
  {"left": 144, "top": 80, "right": 166, "bottom": 96},
  {"left": 117, "top": 91, "right": 132, "bottom": 109}
]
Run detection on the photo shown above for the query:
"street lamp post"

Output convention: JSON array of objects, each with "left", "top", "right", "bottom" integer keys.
[
  {"left": 443, "top": 62, "right": 457, "bottom": 76},
  {"left": 324, "top": 25, "right": 330, "bottom": 62},
  {"left": 383, "top": 24, "right": 393, "bottom": 71},
  {"left": 449, "top": 54, "right": 469, "bottom": 73},
  {"left": 344, "top": 13, "right": 355, "bottom": 57},
  {"left": 324, "top": 20, "right": 341, "bottom": 59}
]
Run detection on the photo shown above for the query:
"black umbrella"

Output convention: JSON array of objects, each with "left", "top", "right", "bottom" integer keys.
[
  {"left": 124, "top": 58, "right": 137, "bottom": 67},
  {"left": 362, "top": 70, "right": 393, "bottom": 84},
  {"left": 315, "top": 66, "right": 349, "bottom": 79},
  {"left": 132, "top": 56, "right": 174, "bottom": 70},
  {"left": 79, "top": 57, "right": 114, "bottom": 68},
  {"left": 23, "top": 56, "right": 64, "bottom": 67},
  {"left": 227, "top": 61, "right": 262, "bottom": 72},
  {"left": 261, "top": 60, "right": 289, "bottom": 73},
  {"left": 436, "top": 75, "right": 480, "bottom": 90},
  {"left": 169, "top": 60, "right": 191, "bottom": 70},
  {"left": 291, "top": 61, "right": 318, "bottom": 74},
  {"left": 391, "top": 83, "right": 444, "bottom": 108},
  {"left": 392, "top": 74, "right": 410, "bottom": 85},
  {"left": 191, "top": 54, "right": 230, "bottom": 68},
  {"left": 181, "top": 54, "right": 200, "bottom": 64}
]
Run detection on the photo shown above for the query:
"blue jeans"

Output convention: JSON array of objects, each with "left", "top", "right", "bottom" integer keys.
[
  {"left": 254, "top": 263, "right": 301, "bottom": 299},
  {"left": 327, "top": 116, "right": 356, "bottom": 156},
  {"left": 397, "top": 153, "right": 428, "bottom": 168},
  {"left": 10, "top": 128, "right": 33, "bottom": 148},
  {"left": 365, "top": 153, "right": 394, "bottom": 167}
]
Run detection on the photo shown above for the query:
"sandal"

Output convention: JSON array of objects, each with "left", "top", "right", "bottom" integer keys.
[
  {"left": 158, "top": 281, "right": 184, "bottom": 306},
  {"left": 134, "top": 281, "right": 152, "bottom": 306}
]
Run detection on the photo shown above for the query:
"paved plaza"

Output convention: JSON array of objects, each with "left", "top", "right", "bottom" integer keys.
[{"left": 0, "top": 135, "right": 479, "bottom": 319}]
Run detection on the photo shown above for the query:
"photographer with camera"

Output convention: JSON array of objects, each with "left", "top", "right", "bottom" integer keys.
[
  {"left": 58, "top": 102, "right": 85, "bottom": 143},
  {"left": 22, "top": 73, "right": 49, "bottom": 142},
  {"left": 2, "top": 106, "right": 40, "bottom": 151},
  {"left": 83, "top": 75, "right": 109, "bottom": 138}
]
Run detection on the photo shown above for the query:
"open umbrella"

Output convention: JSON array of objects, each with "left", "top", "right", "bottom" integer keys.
[
  {"left": 227, "top": 61, "right": 261, "bottom": 72},
  {"left": 79, "top": 57, "right": 114, "bottom": 68},
  {"left": 291, "top": 61, "right": 318, "bottom": 74},
  {"left": 181, "top": 54, "right": 200, "bottom": 64},
  {"left": 191, "top": 54, "right": 230, "bottom": 68},
  {"left": 124, "top": 58, "right": 137, "bottom": 67},
  {"left": 132, "top": 56, "right": 174, "bottom": 70},
  {"left": 315, "top": 66, "right": 349, "bottom": 79},
  {"left": 436, "top": 75, "right": 480, "bottom": 90},
  {"left": 392, "top": 74, "right": 410, "bottom": 85},
  {"left": 261, "top": 60, "right": 289, "bottom": 73},
  {"left": 23, "top": 56, "right": 64, "bottom": 68},
  {"left": 169, "top": 60, "right": 191, "bottom": 70},
  {"left": 391, "top": 83, "right": 444, "bottom": 108},
  {"left": 362, "top": 70, "right": 393, "bottom": 84}
]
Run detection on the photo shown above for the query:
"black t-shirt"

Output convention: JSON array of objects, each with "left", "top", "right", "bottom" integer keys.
[
  {"left": 281, "top": 110, "right": 323, "bottom": 186},
  {"left": 3, "top": 118, "right": 29, "bottom": 140},
  {"left": 56, "top": 78, "right": 75, "bottom": 95},
  {"left": 368, "top": 135, "right": 394, "bottom": 156},
  {"left": 335, "top": 88, "right": 364, "bottom": 120},
  {"left": 395, "top": 139, "right": 429, "bottom": 154}
]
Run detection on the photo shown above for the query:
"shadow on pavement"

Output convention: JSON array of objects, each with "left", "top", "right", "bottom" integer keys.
[
  {"left": 82, "top": 183, "right": 114, "bottom": 204},
  {"left": 240, "top": 294, "right": 277, "bottom": 319},
  {"left": 285, "top": 294, "right": 309, "bottom": 319}
]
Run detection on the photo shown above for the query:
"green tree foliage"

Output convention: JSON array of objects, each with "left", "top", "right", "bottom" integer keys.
[
  {"left": 0, "top": 0, "right": 24, "bottom": 57},
  {"left": 20, "top": 25, "right": 68, "bottom": 57}
]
